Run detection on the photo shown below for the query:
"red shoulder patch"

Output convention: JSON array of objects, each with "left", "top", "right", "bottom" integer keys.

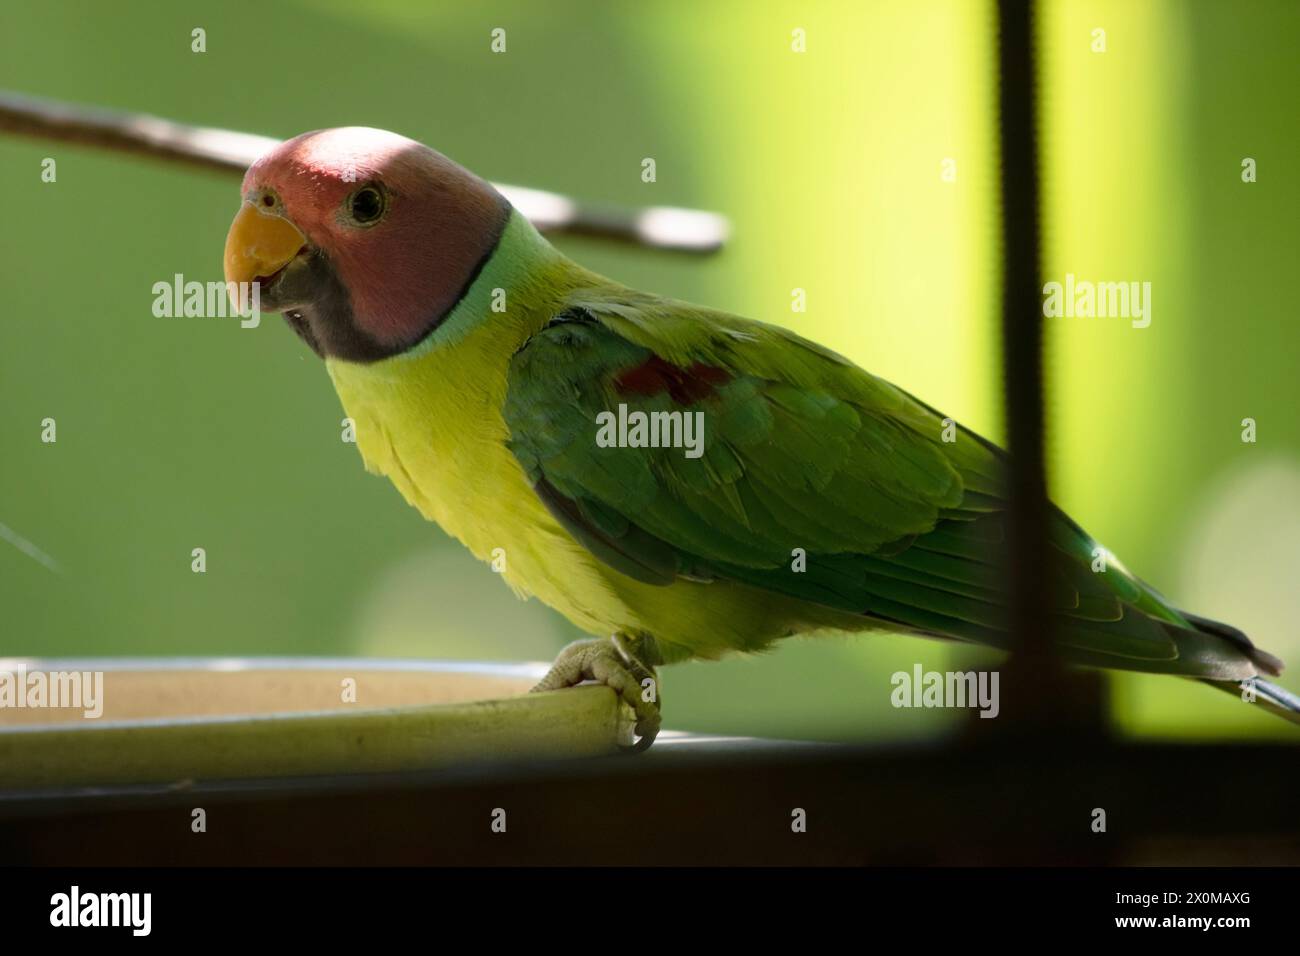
[{"left": 613, "top": 356, "right": 732, "bottom": 404}]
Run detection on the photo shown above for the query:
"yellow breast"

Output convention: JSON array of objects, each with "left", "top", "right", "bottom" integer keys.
[{"left": 327, "top": 309, "right": 629, "bottom": 638}]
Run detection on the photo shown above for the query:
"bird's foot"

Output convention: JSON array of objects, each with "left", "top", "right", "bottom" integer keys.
[{"left": 531, "top": 634, "right": 661, "bottom": 752}]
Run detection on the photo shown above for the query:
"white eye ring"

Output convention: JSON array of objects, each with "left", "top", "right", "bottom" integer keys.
[
  {"left": 249, "top": 188, "right": 283, "bottom": 213},
  {"left": 344, "top": 183, "right": 387, "bottom": 227}
]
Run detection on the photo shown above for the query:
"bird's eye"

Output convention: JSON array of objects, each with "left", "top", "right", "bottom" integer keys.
[{"left": 347, "top": 185, "right": 386, "bottom": 225}]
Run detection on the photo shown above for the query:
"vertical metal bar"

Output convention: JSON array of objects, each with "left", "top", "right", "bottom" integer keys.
[
  {"left": 996, "top": 0, "right": 1050, "bottom": 660},
  {"left": 994, "top": 0, "right": 1105, "bottom": 729}
]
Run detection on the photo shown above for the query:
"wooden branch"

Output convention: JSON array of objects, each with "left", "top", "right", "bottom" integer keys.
[{"left": 0, "top": 90, "right": 729, "bottom": 254}]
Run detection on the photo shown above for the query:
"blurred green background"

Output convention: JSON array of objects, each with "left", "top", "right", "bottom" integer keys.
[{"left": 2, "top": 0, "right": 1296, "bottom": 741}]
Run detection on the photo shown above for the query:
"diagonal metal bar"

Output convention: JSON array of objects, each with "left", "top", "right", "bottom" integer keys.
[{"left": 0, "top": 89, "right": 729, "bottom": 254}]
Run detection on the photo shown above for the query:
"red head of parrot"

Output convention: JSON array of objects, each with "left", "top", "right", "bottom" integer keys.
[{"left": 223, "top": 127, "right": 509, "bottom": 361}]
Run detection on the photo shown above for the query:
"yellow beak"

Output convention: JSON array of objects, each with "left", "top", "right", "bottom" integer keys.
[{"left": 223, "top": 201, "right": 308, "bottom": 287}]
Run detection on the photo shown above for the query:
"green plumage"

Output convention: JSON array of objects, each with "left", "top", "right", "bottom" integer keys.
[{"left": 503, "top": 292, "right": 1282, "bottom": 687}]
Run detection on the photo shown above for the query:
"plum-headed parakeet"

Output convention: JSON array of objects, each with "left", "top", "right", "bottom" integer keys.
[{"left": 223, "top": 127, "right": 1297, "bottom": 748}]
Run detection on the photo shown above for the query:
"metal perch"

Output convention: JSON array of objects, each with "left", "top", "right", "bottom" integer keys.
[{"left": 0, "top": 89, "right": 729, "bottom": 254}]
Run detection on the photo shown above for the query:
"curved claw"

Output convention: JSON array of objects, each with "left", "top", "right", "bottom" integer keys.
[
  {"left": 532, "top": 635, "right": 662, "bottom": 752},
  {"left": 612, "top": 634, "right": 662, "bottom": 752}
]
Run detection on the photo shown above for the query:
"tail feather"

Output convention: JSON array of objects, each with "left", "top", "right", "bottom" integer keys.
[
  {"left": 1202, "top": 677, "right": 1300, "bottom": 726},
  {"left": 1180, "top": 610, "right": 1284, "bottom": 677},
  {"left": 1172, "top": 610, "right": 1297, "bottom": 725}
]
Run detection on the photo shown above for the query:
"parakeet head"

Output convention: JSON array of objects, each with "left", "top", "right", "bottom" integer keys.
[{"left": 223, "top": 127, "right": 509, "bottom": 362}]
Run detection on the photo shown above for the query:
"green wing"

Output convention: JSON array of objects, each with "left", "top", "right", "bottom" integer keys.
[{"left": 503, "top": 289, "right": 1273, "bottom": 681}]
